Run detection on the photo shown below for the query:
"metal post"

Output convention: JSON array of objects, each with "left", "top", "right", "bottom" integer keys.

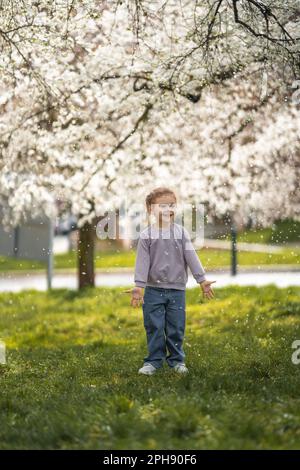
[
  {"left": 13, "top": 226, "right": 19, "bottom": 257},
  {"left": 47, "top": 219, "right": 54, "bottom": 290},
  {"left": 231, "top": 221, "right": 237, "bottom": 276}
]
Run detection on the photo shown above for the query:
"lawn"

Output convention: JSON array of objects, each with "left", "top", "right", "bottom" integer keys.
[
  {"left": 1, "top": 285, "right": 300, "bottom": 449},
  {"left": 0, "top": 246, "right": 299, "bottom": 272},
  {"left": 223, "top": 218, "right": 300, "bottom": 244}
]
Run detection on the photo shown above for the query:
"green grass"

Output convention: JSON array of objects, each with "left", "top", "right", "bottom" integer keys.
[
  {"left": 223, "top": 218, "right": 300, "bottom": 244},
  {"left": 1, "top": 285, "right": 300, "bottom": 449},
  {"left": 0, "top": 256, "right": 45, "bottom": 271},
  {"left": 0, "top": 246, "right": 299, "bottom": 272}
]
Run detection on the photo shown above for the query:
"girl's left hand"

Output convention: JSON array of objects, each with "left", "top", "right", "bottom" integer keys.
[{"left": 200, "top": 280, "right": 216, "bottom": 299}]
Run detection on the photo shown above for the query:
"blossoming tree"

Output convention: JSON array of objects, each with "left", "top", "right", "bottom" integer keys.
[{"left": 0, "top": 0, "right": 299, "bottom": 287}]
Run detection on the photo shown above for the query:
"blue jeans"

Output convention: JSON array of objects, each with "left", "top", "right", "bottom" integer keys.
[{"left": 142, "top": 286, "right": 186, "bottom": 369}]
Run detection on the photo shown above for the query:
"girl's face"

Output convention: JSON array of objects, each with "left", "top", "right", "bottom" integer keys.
[{"left": 149, "top": 194, "right": 177, "bottom": 225}]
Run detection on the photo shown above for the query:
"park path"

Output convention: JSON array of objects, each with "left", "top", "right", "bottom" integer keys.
[
  {"left": 0, "top": 270, "right": 299, "bottom": 292},
  {"left": 196, "top": 238, "right": 284, "bottom": 253}
]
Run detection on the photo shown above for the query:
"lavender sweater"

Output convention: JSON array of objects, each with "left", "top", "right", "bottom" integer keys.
[{"left": 134, "top": 222, "right": 206, "bottom": 290}]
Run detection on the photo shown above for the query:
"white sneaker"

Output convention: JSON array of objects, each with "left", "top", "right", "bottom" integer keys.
[
  {"left": 173, "top": 363, "right": 188, "bottom": 374},
  {"left": 138, "top": 363, "right": 157, "bottom": 375}
]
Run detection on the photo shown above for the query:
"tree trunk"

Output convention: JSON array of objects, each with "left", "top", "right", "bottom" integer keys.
[{"left": 78, "top": 218, "right": 96, "bottom": 289}]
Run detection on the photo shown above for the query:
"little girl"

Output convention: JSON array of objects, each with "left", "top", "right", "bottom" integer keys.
[{"left": 126, "top": 187, "right": 215, "bottom": 375}]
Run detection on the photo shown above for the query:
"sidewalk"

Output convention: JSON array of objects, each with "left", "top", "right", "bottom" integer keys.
[{"left": 195, "top": 238, "right": 287, "bottom": 253}]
